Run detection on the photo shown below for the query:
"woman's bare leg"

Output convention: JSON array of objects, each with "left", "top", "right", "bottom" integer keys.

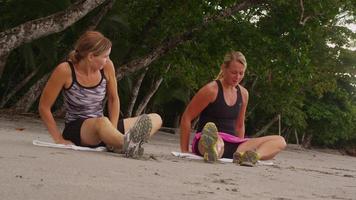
[
  {"left": 236, "top": 135, "right": 286, "bottom": 160},
  {"left": 80, "top": 117, "right": 124, "bottom": 148},
  {"left": 78, "top": 113, "right": 162, "bottom": 157},
  {"left": 123, "top": 113, "right": 162, "bottom": 137}
]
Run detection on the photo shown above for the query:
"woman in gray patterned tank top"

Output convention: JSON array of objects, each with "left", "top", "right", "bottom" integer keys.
[{"left": 39, "top": 31, "right": 162, "bottom": 158}]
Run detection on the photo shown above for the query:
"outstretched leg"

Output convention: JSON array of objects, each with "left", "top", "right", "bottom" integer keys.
[
  {"left": 79, "top": 113, "right": 163, "bottom": 158},
  {"left": 234, "top": 135, "right": 286, "bottom": 166}
]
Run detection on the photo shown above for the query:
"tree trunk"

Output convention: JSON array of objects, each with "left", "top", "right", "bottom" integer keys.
[
  {"left": 134, "top": 65, "right": 171, "bottom": 116},
  {"left": 10, "top": 0, "right": 263, "bottom": 113},
  {"left": 11, "top": 0, "right": 112, "bottom": 113},
  {"left": 116, "top": 0, "right": 264, "bottom": 80},
  {"left": 120, "top": 4, "right": 163, "bottom": 65},
  {"left": 125, "top": 68, "right": 148, "bottom": 117},
  {"left": 253, "top": 114, "right": 280, "bottom": 137},
  {"left": 0, "top": 67, "right": 40, "bottom": 108},
  {"left": 87, "top": 0, "right": 115, "bottom": 31},
  {"left": 294, "top": 129, "right": 299, "bottom": 145},
  {"left": 301, "top": 133, "right": 313, "bottom": 149},
  {"left": 13, "top": 73, "right": 50, "bottom": 112},
  {"left": 133, "top": 77, "right": 163, "bottom": 116},
  {"left": 0, "top": 0, "right": 108, "bottom": 79},
  {"left": 0, "top": 53, "right": 9, "bottom": 78}
]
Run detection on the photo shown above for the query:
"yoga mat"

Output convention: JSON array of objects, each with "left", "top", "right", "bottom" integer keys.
[
  {"left": 171, "top": 151, "right": 274, "bottom": 165},
  {"left": 33, "top": 140, "right": 107, "bottom": 152}
]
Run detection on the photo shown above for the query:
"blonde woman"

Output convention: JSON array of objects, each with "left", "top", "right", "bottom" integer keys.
[
  {"left": 180, "top": 51, "right": 286, "bottom": 166},
  {"left": 39, "top": 31, "right": 162, "bottom": 158}
]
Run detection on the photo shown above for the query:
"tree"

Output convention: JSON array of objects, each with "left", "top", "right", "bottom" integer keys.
[
  {"left": 5, "top": 0, "right": 264, "bottom": 112},
  {"left": 0, "top": 0, "right": 355, "bottom": 147},
  {"left": 0, "top": 0, "right": 108, "bottom": 78}
]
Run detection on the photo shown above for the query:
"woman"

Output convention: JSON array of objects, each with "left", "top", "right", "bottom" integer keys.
[
  {"left": 180, "top": 51, "right": 286, "bottom": 166},
  {"left": 39, "top": 31, "right": 162, "bottom": 158}
]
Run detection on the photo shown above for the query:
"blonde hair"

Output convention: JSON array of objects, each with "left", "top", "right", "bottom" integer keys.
[
  {"left": 68, "top": 31, "right": 112, "bottom": 64},
  {"left": 215, "top": 51, "right": 247, "bottom": 80}
]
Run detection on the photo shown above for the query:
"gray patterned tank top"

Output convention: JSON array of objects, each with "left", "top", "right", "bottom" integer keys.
[{"left": 63, "top": 61, "right": 107, "bottom": 123}]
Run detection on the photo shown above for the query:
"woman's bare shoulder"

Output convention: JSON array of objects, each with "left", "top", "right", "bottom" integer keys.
[
  {"left": 103, "top": 59, "right": 115, "bottom": 80},
  {"left": 238, "top": 84, "right": 249, "bottom": 100},
  {"left": 54, "top": 62, "right": 71, "bottom": 75},
  {"left": 199, "top": 80, "right": 217, "bottom": 92},
  {"left": 197, "top": 81, "right": 218, "bottom": 101},
  {"left": 49, "top": 62, "right": 72, "bottom": 87}
]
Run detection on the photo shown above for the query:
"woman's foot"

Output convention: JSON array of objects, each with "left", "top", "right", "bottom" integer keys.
[
  {"left": 123, "top": 114, "right": 152, "bottom": 158},
  {"left": 233, "top": 151, "right": 243, "bottom": 164},
  {"left": 200, "top": 122, "right": 218, "bottom": 163},
  {"left": 233, "top": 150, "right": 260, "bottom": 167}
]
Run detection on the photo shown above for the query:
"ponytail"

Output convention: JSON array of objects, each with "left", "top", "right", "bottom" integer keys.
[
  {"left": 66, "top": 31, "right": 112, "bottom": 64},
  {"left": 215, "top": 70, "right": 223, "bottom": 80}
]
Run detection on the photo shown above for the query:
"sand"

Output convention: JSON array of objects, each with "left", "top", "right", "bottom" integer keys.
[{"left": 0, "top": 114, "right": 355, "bottom": 200}]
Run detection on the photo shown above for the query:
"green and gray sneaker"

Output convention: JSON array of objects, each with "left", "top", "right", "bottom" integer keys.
[
  {"left": 232, "top": 151, "right": 243, "bottom": 165},
  {"left": 200, "top": 122, "right": 219, "bottom": 163},
  {"left": 122, "top": 114, "right": 152, "bottom": 158},
  {"left": 239, "top": 150, "right": 260, "bottom": 167}
]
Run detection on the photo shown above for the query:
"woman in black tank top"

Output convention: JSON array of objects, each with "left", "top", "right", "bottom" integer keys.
[{"left": 180, "top": 51, "right": 286, "bottom": 166}]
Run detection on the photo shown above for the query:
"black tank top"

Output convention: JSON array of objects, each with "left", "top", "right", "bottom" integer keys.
[{"left": 196, "top": 80, "right": 243, "bottom": 135}]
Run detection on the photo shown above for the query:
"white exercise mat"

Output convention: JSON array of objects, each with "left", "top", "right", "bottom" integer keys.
[
  {"left": 171, "top": 151, "right": 274, "bottom": 166},
  {"left": 33, "top": 140, "right": 107, "bottom": 152}
]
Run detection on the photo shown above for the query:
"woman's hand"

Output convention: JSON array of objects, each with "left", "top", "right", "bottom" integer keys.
[{"left": 54, "top": 138, "right": 74, "bottom": 145}]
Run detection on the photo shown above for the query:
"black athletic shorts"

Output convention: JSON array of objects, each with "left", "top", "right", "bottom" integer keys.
[{"left": 62, "top": 118, "right": 125, "bottom": 147}]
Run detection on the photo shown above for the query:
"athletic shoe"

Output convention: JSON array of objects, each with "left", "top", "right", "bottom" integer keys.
[
  {"left": 200, "top": 122, "right": 218, "bottom": 163},
  {"left": 122, "top": 114, "right": 152, "bottom": 158},
  {"left": 239, "top": 150, "right": 259, "bottom": 167},
  {"left": 232, "top": 151, "right": 243, "bottom": 164}
]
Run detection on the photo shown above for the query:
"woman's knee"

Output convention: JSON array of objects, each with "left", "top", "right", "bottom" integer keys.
[
  {"left": 275, "top": 135, "right": 287, "bottom": 150},
  {"left": 95, "top": 116, "right": 111, "bottom": 129},
  {"left": 148, "top": 113, "right": 163, "bottom": 127}
]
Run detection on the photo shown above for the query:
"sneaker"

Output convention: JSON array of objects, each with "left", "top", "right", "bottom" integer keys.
[
  {"left": 239, "top": 150, "right": 259, "bottom": 167},
  {"left": 232, "top": 151, "right": 243, "bottom": 164},
  {"left": 122, "top": 114, "right": 152, "bottom": 158},
  {"left": 200, "top": 122, "right": 218, "bottom": 163}
]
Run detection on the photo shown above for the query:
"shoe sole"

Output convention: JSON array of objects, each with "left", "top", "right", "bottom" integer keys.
[
  {"left": 124, "top": 114, "right": 152, "bottom": 158},
  {"left": 233, "top": 152, "right": 243, "bottom": 164},
  {"left": 240, "top": 150, "right": 258, "bottom": 167},
  {"left": 201, "top": 122, "right": 218, "bottom": 163}
]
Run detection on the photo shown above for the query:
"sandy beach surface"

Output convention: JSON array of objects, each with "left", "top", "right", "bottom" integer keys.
[{"left": 0, "top": 114, "right": 355, "bottom": 200}]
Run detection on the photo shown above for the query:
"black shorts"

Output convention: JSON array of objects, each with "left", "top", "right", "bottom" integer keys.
[
  {"left": 194, "top": 140, "right": 239, "bottom": 159},
  {"left": 62, "top": 118, "right": 125, "bottom": 147}
]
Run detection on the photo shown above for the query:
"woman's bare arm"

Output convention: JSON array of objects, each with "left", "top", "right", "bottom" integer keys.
[
  {"left": 39, "top": 63, "right": 73, "bottom": 144},
  {"left": 180, "top": 82, "right": 217, "bottom": 152}
]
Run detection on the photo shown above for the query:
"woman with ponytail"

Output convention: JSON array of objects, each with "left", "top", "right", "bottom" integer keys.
[
  {"left": 39, "top": 31, "right": 162, "bottom": 158},
  {"left": 180, "top": 51, "right": 286, "bottom": 166}
]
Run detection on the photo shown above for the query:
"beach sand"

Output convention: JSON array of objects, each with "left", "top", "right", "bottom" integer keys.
[{"left": 0, "top": 114, "right": 355, "bottom": 200}]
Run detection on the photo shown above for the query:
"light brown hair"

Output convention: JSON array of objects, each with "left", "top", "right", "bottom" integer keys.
[
  {"left": 68, "top": 31, "right": 112, "bottom": 64},
  {"left": 215, "top": 51, "right": 247, "bottom": 80}
]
